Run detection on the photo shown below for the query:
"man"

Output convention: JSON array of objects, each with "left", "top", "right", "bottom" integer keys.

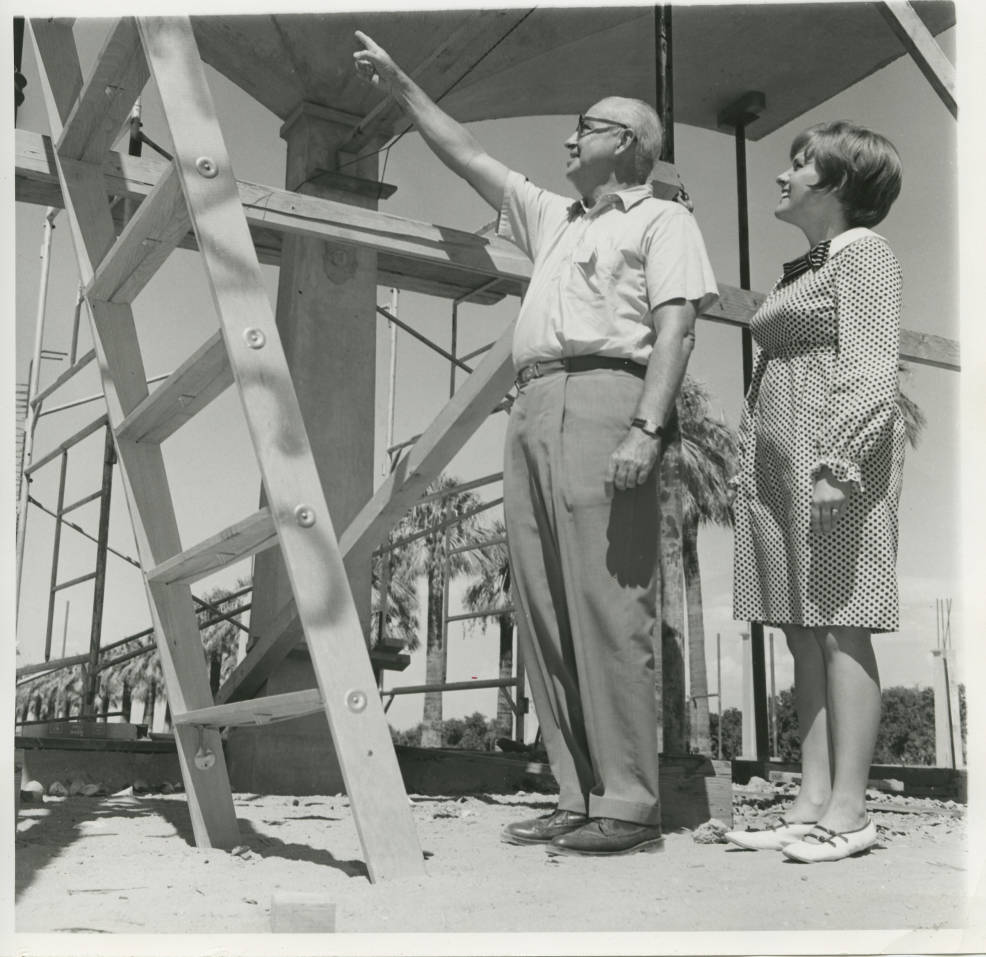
[{"left": 354, "top": 31, "right": 718, "bottom": 856}]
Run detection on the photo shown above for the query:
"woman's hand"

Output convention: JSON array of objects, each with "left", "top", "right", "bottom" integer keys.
[
  {"left": 353, "top": 31, "right": 402, "bottom": 92},
  {"left": 811, "top": 466, "right": 853, "bottom": 535}
]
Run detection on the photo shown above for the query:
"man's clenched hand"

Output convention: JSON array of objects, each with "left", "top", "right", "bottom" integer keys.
[{"left": 605, "top": 428, "right": 662, "bottom": 494}]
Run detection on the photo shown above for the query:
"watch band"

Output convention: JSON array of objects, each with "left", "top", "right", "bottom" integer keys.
[{"left": 631, "top": 417, "right": 664, "bottom": 439}]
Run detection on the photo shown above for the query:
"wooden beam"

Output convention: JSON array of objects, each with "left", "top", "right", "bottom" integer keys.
[
  {"left": 58, "top": 18, "right": 149, "bottom": 162},
  {"left": 146, "top": 509, "right": 278, "bottom": 587},
  {"left": 173, "top": 688, "right": 323, "bottom": 728},
  {"left": 115, "top": 330, "right": 233, "bottom": 443},
  {"left": 88, "top": 161, "right": 190, "bottom": 303},
  {"left": 878, "top": 2, "right": 957, "bottom": 118},
  {"left": 28, "top": 19, "right": 82, "bottom": 139},
  {"left": 31, "top": 349, "right": 96, "bottom": 408}
]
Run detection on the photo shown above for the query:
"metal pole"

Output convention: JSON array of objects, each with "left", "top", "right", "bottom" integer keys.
[
  {"left": 43, "top": 452, "right": 69, "bottom": 660},
  {"left": 385, "top": 288, "right": 399, "bottom": 474},
  {"left": 449, "top": 302, "right": 459, "bottom": 399},
  {"left": 60, "top": 601, "right": 70, "bottom": 659},
  {"left": 769, "top": 630, "right": 778, "bottom": 759},
  {"left": 84, "top": 427, "right": 115, "bottom": 717},
  {"left": 716, "top": 632, "right": 722, "bottom": 760},
  {"left": 16, "top": 208, "right": 59, "bottom": 618},
  {"left": 719, "top": 91, "right": 770, "bottom": 761}
]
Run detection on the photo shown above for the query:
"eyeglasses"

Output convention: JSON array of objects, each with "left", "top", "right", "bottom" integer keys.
[{"left": 575, "top": 114, "right": 633, "bottom": 140}]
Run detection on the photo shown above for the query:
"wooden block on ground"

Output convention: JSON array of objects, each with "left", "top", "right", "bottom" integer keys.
[
  {"left": 270, "top": 893, "right": 336, "bottom": 933},
  {"left": 659, "top": 754, "right": 733, "bottom": 830}
]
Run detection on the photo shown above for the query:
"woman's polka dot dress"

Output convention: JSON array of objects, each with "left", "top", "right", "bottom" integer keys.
[{"left": 732, "top": 230, "right": 906, "bottom": 632}]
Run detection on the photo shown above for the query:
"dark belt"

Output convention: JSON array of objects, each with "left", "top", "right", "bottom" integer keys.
[{"left": 514, "top": 355, "right": 646, "bottom": 389}]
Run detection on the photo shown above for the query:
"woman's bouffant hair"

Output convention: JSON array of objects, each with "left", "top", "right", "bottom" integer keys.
[{"left": 791, "top": 121, "right": 902, "bottom": 227}]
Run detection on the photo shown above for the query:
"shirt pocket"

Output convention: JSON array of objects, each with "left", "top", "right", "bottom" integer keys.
[{"left": 572, "top": 236, "right": 626, "bottom": 296}]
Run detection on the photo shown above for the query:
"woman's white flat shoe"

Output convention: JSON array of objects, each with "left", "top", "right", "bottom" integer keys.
[
  {"left": 781, "top": 819, "right": 878, "bottom": 862},
  {"left": 724, "top": 818, "right": 817, "bottom": 851}
]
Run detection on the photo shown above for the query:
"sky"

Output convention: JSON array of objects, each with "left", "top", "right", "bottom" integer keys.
[{"left": 8, "top": 4, "right": 974, "bottom": 744}]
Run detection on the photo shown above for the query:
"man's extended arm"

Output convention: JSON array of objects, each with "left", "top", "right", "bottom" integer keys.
[
  {"left": 605, "top": 298, "right": 697, "bottom": 493},
  {"left": 353, "top": 31, "right": 510, "bottom": 210}
]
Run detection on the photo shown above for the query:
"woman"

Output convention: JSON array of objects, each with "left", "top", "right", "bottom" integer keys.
[{"left": 727, "top": 121, "right": 905, "bottom": 862}]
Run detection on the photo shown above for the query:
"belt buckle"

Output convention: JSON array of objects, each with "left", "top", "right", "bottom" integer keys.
[{"left": 515, "top": 361, "right": 542, "bottom": 391}]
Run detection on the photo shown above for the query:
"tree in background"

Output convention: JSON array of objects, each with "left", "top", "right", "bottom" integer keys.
[
  {"left": 678, "top": 375, "right": 737, "bottom": 755},
  {"left": 402, "top": 474, "right": 486, "bottom": 748},
  {"left": 709, "top": 707, "right": 743, "bottom": 760},
  {"left": 462, "top": 519, "right": 515, "bottom": 738},
  {"left": 371, "top": 511, "right": 422, "bottom": 652},
  {"left": 390, "top": 712, "right": 498, "bottom": 751}
]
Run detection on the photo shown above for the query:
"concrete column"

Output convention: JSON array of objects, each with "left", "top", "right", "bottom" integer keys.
[{"left": 250, "top": 102, "right": 381, "bottom": 661}]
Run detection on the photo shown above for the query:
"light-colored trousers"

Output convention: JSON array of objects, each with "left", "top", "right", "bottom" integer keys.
[{"left": 504, "top": 369, "right": 661, "bottom": 826}]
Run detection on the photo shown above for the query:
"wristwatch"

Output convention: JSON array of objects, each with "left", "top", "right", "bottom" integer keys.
[{"left": 631, "top": 417, "right": 664, "bottom": 440}]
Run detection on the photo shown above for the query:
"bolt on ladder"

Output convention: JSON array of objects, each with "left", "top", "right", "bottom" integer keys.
[{"left": 29, "top": 15, "right": 424, "bottom": 882}]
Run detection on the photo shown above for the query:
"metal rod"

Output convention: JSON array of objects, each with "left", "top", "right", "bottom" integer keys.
[
  {"left": 17, "top": 207, "right": 59, "bottom": 618},
  {"left": 373, "top": 497, "right": 504, "bottom": 556},
  {"left": 385, "top": 288, "right": 399, "bottom": 476},
  {"left": 375, "top": 305, "right": 473, "bottom": 375},
  {"left": 60, "top": 600, "right": 70, "bottom": 659},
  {"left": 52, "top": 570, "right": 98, "bottom": 592},
  {"left": 31, "top": 347, "right": 95, "bottom": 409},
  {"left": 27, "top": 495, "right": 140, "bottom": 568},
  {"left": 61, "top": 488, "right": 104, "bottom": 515},
  {"left": 445, "top": 607, "right": 511, "bottom": 623},
  {"left": 43, "top": 452, "right": 69, "bottom": 660},
  {"left": 69, "top": 286, "right": 85, "bottom": 365},
  {"left": 25, "top": 413, "right": 109, "bottom": 475},
  {"left": 384, "top": 677, "right": 519, "bottom": 698},
  {"left": 449, "top": 301, "right": 459, "bottom": 398},
  {"left": 412, "top": 471, "right": 503, "bottom": 508},
  {"left": 38, "top": 373, "right": 170, "bottom": 418},
  {"left": 458, "top": 341, "right": 495, "bottom": 362},
  {"left": 447, "top": 534, "right": 507, "bottom": 557},
  {"left": 84, "top": 427, "right": 115, "bottom": 717}
]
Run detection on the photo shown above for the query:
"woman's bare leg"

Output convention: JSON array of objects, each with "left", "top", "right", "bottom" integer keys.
[
  {"left": 815, "top": 625, "right": 880, "bottom": 832},
  {"left": 782, "top": 625, "right": 831, "bottom": 822}
]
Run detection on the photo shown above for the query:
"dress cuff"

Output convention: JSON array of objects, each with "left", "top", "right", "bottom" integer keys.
[{"left": 812, "top": 457, "right": 864, "bottom": 494}]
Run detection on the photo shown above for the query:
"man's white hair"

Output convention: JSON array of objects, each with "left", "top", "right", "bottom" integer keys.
[{"left": 595, "top": 97, "right": 664, "bottom": 184}]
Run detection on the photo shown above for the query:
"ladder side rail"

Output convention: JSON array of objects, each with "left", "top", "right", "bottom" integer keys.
[
  {"left": 137, "top": 15, "right": 424, "bottom": 882},
  {"left": 30, "top": 17, "right": 240, "bottom": 850}
]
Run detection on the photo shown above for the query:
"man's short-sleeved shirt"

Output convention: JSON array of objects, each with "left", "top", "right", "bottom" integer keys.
[{"left": 497, "top": 169, "right": 719, "bottom": 370}]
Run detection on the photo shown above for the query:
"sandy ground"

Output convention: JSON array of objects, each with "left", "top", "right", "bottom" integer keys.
[{"left": 11, "top": 777, "right": 983, "bottom": 953}]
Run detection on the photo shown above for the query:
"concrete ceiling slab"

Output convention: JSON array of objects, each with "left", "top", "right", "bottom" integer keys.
[{"left": 191, "top": 3, "right": 955, "bottom": 142}]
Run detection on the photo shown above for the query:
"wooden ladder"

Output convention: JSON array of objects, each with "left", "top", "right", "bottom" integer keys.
[{"left": 29, "top": 16, "right": 425, "bottom": 882}]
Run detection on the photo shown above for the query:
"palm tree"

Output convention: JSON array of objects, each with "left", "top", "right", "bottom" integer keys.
[
  {"left": 371, "top": 513, "right": 422, "bottom": 653},
  {"left": 897, "top": 362, "right": 927, "bottom": 448},
  {"left": 197, "top": 584, "right": 250, "bottom": 695},
  {"left": 677, "top": 375, "right": 738, "bottom": 755},
  {"left": 658, "top": 406, "right": 687, "bottom": 754},
  {"left": 462, "top": 519, "right": 515, "bottom": 738},
  {"left": 403, "top": 474, "right": 485, "bottom": 748}
]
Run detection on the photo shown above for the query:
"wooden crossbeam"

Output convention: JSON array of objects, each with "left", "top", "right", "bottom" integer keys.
[
  {"left": 173, "top": 689, "right": 323, "bottom": 728},
  {"left": 15, "top": 130, "right": 957, "bottom": 370},
  {"left": 88, "top": 161, "right": 190, "bottom": 303},
  {"left": 146, "top": 509, "right": 278, "bottom": 587},
  {"left": 58, "top": 18, "right": 149, "bottom": 162},
  {"left": 31, "top": 349, "right": 96, "bottom": 408},
  {"left": 878, "top": 2, "right": 957, "bottom": 119},
  {"left": 115, "top": 330, "right": 233, "bottom": 443}
]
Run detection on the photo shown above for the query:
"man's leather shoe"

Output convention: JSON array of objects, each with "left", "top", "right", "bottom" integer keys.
[
  {"left": 547, "top": 817, "right": 664, "bottom": 856},
  {"left": 501, "top": 809, "right": 589, "bottom": 846}
]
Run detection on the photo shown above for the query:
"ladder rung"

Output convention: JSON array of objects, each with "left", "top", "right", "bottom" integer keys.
[
  {"left": 31, "top": 349, "right": 97, "bottom": 409},
  {"left": 87, "top": 162, "right": 190, "bottom": 304},
  {"left": 57, "top": 19, "right": 148, "bottom": 163},
  {"left": 172, "top": 689, "right": 323, "bottom": 728},
  {"left": 145, "top": 508, "right": 277, "bottom": 586},
  {"left": 53, "top": 571, "right": 98, "bottom": 592},
  {"left": 115, "top": 330, "right": 232, "bottom": 444},
  {"left": 24, "top": 413, "right": 109, "bottom": 477}
]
